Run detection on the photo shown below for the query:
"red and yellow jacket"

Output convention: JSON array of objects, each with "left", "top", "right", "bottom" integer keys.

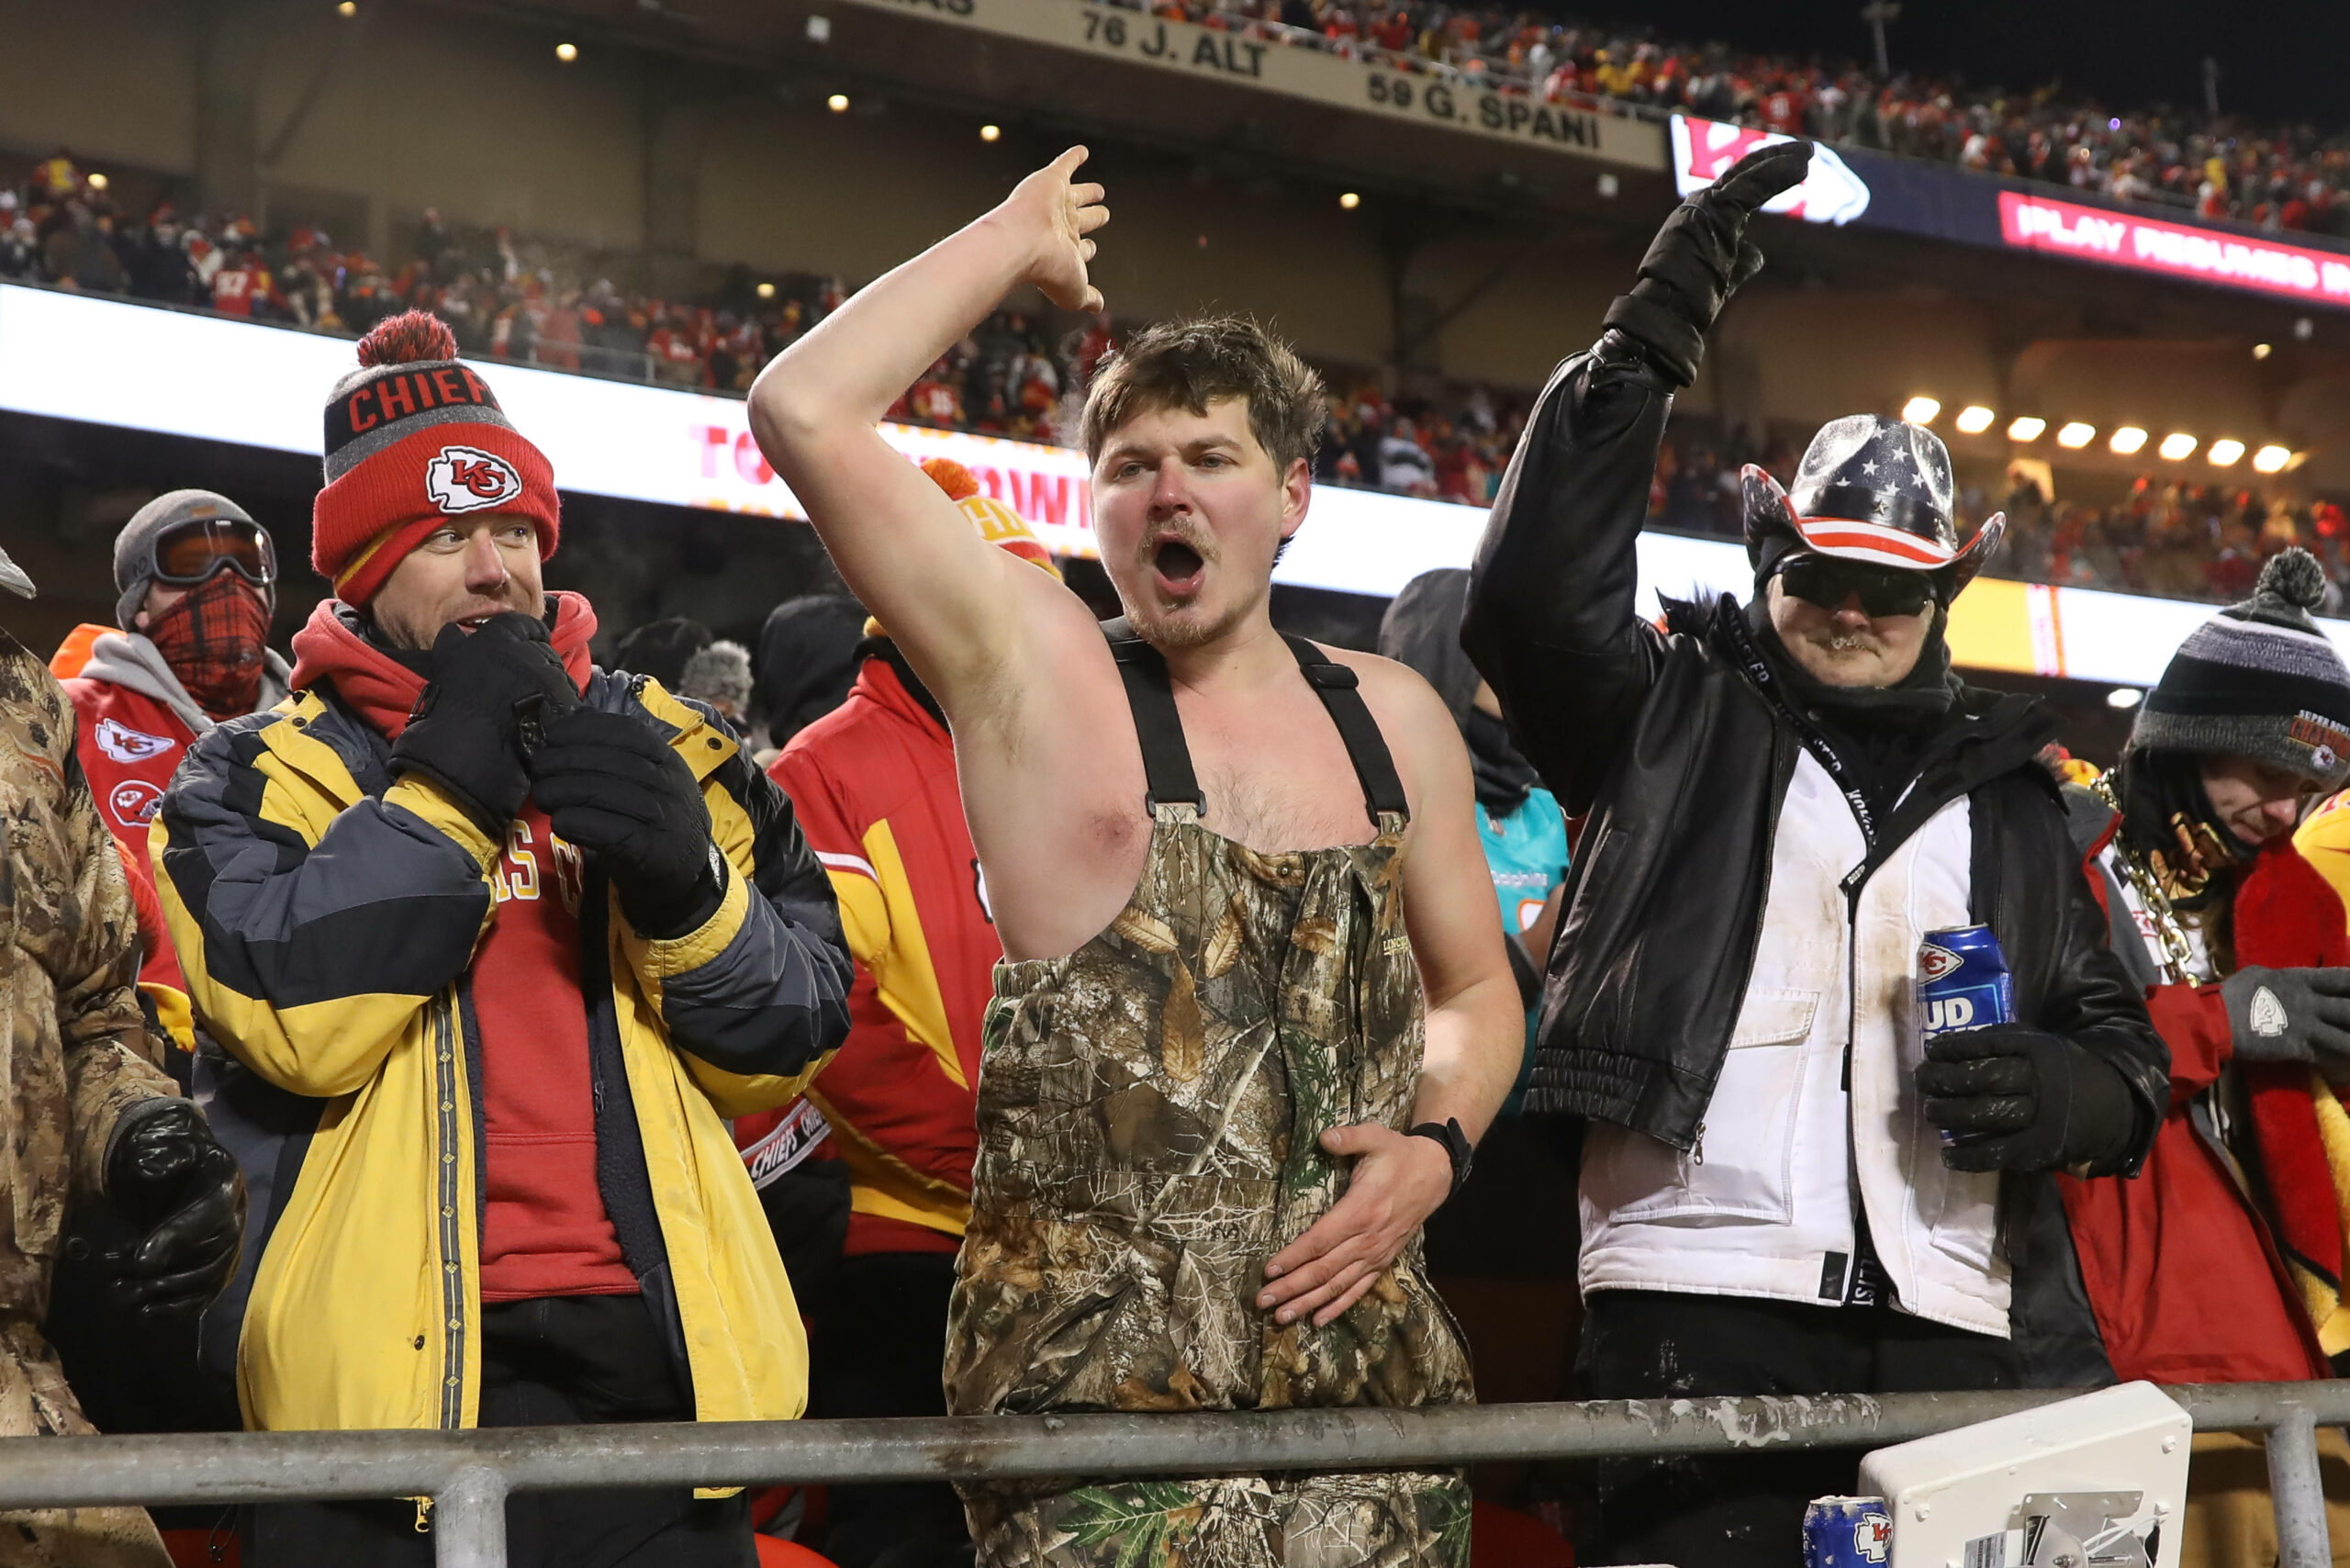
[{"left": 747, "top": 652, "right": 996, "bottom": 1254}]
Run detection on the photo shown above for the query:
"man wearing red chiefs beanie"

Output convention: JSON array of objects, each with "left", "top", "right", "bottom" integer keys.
[{"left": 154, "top": 311, "right": 853, "bottom": 1567}]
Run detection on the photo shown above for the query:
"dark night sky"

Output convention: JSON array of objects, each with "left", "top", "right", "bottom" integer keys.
[{"left": 1560, "top": 0, "right": 2350, "bottom": 133}]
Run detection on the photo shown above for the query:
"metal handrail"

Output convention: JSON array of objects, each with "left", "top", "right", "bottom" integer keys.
[{"left": 9, "top": 1382, "right": 2345, "bottom": 1567}]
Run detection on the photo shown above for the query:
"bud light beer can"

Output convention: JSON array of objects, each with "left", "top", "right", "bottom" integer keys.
[
  {"left": 1919, "top": 924, "right": 2015, "bottom": 1040},
  {"left": 1803, "top": 1495, "right": 1892, "bottom": 1566}
]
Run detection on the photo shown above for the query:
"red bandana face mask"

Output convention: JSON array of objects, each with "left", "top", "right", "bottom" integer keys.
[{"left": 146, "top": 572, "right": 271, "bottom": 721}]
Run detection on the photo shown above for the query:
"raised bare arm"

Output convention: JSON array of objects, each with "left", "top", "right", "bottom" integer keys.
[{"left": 746, "top": 149, "right": 1109, "bottom": 714}]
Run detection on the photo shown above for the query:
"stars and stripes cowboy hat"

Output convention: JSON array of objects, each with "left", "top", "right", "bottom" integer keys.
[{"left": 1742, "top": 414, "right": 2004, "bottom": 593}]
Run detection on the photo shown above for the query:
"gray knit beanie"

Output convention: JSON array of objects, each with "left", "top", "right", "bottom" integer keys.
[
  {"left": 2129, "top": 547, "right": 2350, "bottom": 788},
  {"left": 113, "top": 489, "right": 266, "bottom": 629}
]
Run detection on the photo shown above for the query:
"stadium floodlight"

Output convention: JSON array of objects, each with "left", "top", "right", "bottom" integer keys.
[
  {"left": 1953, "top": 406, "right": 1994, "bottom": 434},
  {"left": 827, "top": 93, "right": 851, "bottom": 113},
  {"left": 554, "top": 41, "right": 577, "bottom": 61},
  {"left": 980, "top": 124, "right": 1002, "bottom": 142},
  {"left": 2109, "top": 426, "right": 2148, "bottom": 456},
  {"left": 86, "top": 174, "right": 107, "bottom": 193},
  {"left": 2253, "top": 443, "right": 2294, "bottom": 474},
  {"left": 2157, "top": 432, "right": 2197, "bottom": 461},
  {"left": 2255, "top": 342, "right": 2274, "bottom": 360},
  {"left": 2006, "top": 416, "right": 2046, "bottom": 442},
  {"left": 2208, "top": 438, "right": 2245, "bottom": 466},
  {"left": 337, "top": 0, "right": 356, "bottom": 13},
  {"left": 1339, "top": 192, "right": 1361, "bottom": 210},
  {"left": 1900, "top": 396, "right": 1941, "bottom": 425},
  {"left": 755, "top": 282, "right": 776, "bottom": 299},
  {"left": 2055, "top": 421, "right": 2096, "bottom": 449},
  {"left": 2107, "top": 688, "right": 2143, "bottom": 710}
]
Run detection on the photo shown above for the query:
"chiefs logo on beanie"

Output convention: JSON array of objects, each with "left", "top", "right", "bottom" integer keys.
[{"left": 310, "top": 311, "right": 560, "bottom": 606}]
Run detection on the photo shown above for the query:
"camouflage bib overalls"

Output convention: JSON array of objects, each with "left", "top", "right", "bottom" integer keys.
[{"left": 945, "top": 624, "right": 1473, "bottom": 1568}]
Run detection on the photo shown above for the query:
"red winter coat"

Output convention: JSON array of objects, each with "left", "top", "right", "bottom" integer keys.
[
  {"left": 742, "top": 653, "right": 996, "bottom": 1256},
  {"left": 2059, "top": 833, "right": 2333, "bottom": 1384},
  {"left": 57, "top": 627, "right": 293, "bottom": 994}
]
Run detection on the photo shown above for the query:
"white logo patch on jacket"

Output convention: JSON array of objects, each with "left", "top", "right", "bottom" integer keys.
[
  {"left": 424, "top": 445, "right": 524, "bottom": 514},
  {"left": 95, "top": 717, "right": 176, "bottom": 764}
]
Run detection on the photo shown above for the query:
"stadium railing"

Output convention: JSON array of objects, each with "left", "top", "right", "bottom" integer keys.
[{"left": 5, "top": 1381, "right": 2342, "bottom": 1567}]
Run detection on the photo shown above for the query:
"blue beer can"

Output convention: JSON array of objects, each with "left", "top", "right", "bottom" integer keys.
[
  {"left": 1803, "top": 1495, "right": 1893, "bottom": 1567},
  {"left": 1918, "top": 924, "right": 2015, "bottom": 1041},
  {"left": 1805, "top": 1495, "right": 1898, "bottom": 1568}
]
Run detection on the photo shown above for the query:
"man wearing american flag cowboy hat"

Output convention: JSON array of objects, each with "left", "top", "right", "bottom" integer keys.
[{"left": 1462, "top": 142, "right": 2166, "bottom": 1566}]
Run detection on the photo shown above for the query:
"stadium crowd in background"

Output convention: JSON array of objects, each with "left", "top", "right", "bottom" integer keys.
[
  {"left": 21, "top": 136, "right": 2350, "bottom": 1566},
  {"left": 0, "top": 148, "right": 2342, "bottom": 615},
  {"left": 1133, "top": 0, "right": 2350, "bottom": 231}
]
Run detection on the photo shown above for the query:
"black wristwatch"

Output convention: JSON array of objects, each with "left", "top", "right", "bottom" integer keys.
[{"left": 1407, "top": 1117, "right": 1474, "bottom": 1200}]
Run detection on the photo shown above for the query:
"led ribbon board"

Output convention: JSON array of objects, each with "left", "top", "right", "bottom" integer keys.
[{"left": 0, "top": 285, "right": 2335, "bottom": 683}]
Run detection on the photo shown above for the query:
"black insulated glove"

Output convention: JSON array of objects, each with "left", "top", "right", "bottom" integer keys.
[
  {"left": 103, "top": 1100, "right": 245, "bottom": 1322},
  {"left": 527, "top": 706, "right": 725, "bottom": 938},
  {"left": 1601, "top": 139, "right": 1813, "bottom": 388},
  {"left": 2223, "top": 966, "right": 2350, "bottom": 1076},
  {"left": 1919, "top": 1024, "right": 2142, "bottom": 1173},
  {"left": 389, "top": 611, "right": 581, "bottom": 837}
]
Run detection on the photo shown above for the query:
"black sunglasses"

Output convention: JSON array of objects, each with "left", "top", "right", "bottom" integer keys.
[{"left": 1775, "top": 554, "right": 1935, "bottom": 619}]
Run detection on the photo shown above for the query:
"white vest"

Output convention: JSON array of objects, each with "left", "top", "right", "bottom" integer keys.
[{"left": 1578, "top": 750, "right": 2011, "bottom": 1338}]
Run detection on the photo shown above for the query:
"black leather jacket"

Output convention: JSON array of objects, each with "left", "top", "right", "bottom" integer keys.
[{"left": 1463, "top": 331, "right": 2167, "bottom": 1177}]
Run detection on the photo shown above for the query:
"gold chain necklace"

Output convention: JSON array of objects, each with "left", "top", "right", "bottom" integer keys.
[{"left": 2090, "top": 773, "right": 2200, "bottom": 987}]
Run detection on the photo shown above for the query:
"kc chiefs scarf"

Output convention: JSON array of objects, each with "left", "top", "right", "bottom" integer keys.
[{"left": 2232, "top": 843, "right": 2350, "bottom": 1357}]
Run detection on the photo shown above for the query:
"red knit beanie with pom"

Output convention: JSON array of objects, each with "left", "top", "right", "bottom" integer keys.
[{"left": 310, "top": 310, "right": 561, "bottom": 607}]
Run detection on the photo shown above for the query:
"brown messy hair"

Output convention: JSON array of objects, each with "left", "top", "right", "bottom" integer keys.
[{"left": 1080, "top": 315, "right": 1326, "bottom": 475}]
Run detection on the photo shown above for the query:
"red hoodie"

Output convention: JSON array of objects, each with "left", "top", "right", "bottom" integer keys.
[{"left": 289, "top": 594, "right": 638, "bottom": 1301}]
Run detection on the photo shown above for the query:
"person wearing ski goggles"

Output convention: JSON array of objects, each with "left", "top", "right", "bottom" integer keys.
[{"left": 56, "top": 490, "right": 291, "bottom": 992}]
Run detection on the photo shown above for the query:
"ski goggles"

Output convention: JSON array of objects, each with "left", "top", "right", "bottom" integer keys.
[
  {"left": 151, "top": 516, "right": 276, "bottom": 588},
  {"left": 1774, "top": 554, "right": 1935, "bottom": 619}
]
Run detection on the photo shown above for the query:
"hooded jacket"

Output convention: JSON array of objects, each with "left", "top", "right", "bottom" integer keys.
[
  {"left": 60, "top": 629, "right": 292, "bottom": 991},
  {"left": 1463, "top": 330, "right": 2165, "bottom": 1334},
  {"left": 2053, "top": 790, "right": 2331, "bottom": 1384},
  {"left": 1377, "top": 568, "right": 1569, "bottom": 1023},
  {"left": 155, "top": 593, "right": 853, "bottom": 1439}
]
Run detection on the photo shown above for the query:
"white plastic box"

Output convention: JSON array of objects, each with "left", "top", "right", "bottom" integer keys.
[{"left": 1857, "top": 1383, "right": 2190, "bottom": 1568}]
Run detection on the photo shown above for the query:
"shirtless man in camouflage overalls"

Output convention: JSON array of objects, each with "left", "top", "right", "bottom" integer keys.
[{"left": 750, "top": 151, "right": 1523, "bottom": 1567}]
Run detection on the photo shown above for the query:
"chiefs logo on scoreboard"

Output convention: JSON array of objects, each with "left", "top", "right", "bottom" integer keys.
[{"left": 1670, "top": 117, "right": 1873, "bottom": 226}]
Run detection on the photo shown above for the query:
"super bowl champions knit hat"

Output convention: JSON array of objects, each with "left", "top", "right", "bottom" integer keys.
[
  {"left": 2131, "top": 547, "right": 2350, "bottom": 789},
  {"left": 310, "top": 310, "right": 560, "bottom": 606}
]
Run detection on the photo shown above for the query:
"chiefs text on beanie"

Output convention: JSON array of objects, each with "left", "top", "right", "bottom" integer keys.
[{"left": 310, "top": 310, "right": 561, "bottom": 606}]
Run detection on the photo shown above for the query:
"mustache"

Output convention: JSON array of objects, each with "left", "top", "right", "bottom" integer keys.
[{"left": 1139, "top": 520, "right": 1218, "bottom": 566}]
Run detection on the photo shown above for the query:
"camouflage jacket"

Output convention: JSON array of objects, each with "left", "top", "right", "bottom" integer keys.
[{"left": 0, "top": 632, "right": 175, "bottom": 1322}]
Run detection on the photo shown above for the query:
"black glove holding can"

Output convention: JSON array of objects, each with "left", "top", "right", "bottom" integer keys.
[
  {"left": 526, "top": 705, "right": 726, "bottom": 938},
  {"left": 103, "top": 1100, "right": 245, "bottom": 1322},
  {"left": 389, "top": 611, "right": 581, "bottom": 837},
  {"left": 1918, "top": 1024, "right": 2142, "bottom": 1173},
  {"left": 1602, "top": 139, "right": 1813, "bottom": 387}
]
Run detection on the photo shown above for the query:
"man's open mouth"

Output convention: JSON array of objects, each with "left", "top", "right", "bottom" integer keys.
[{"left": 1153, "top": 539, "right": 1206, "bottom": 595}]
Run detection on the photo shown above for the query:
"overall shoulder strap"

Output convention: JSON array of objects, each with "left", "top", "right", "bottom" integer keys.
[
  {"left": 1102, "top": 618, "right": 1203, "bottom": 812},
  {"left": 1281, "top": 634, "right": 1410, "bottom": 823}
]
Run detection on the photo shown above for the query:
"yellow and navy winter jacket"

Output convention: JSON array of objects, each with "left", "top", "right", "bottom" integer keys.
[{"left": 153, "top": 654, "right": 853, "bottom": 1436}]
